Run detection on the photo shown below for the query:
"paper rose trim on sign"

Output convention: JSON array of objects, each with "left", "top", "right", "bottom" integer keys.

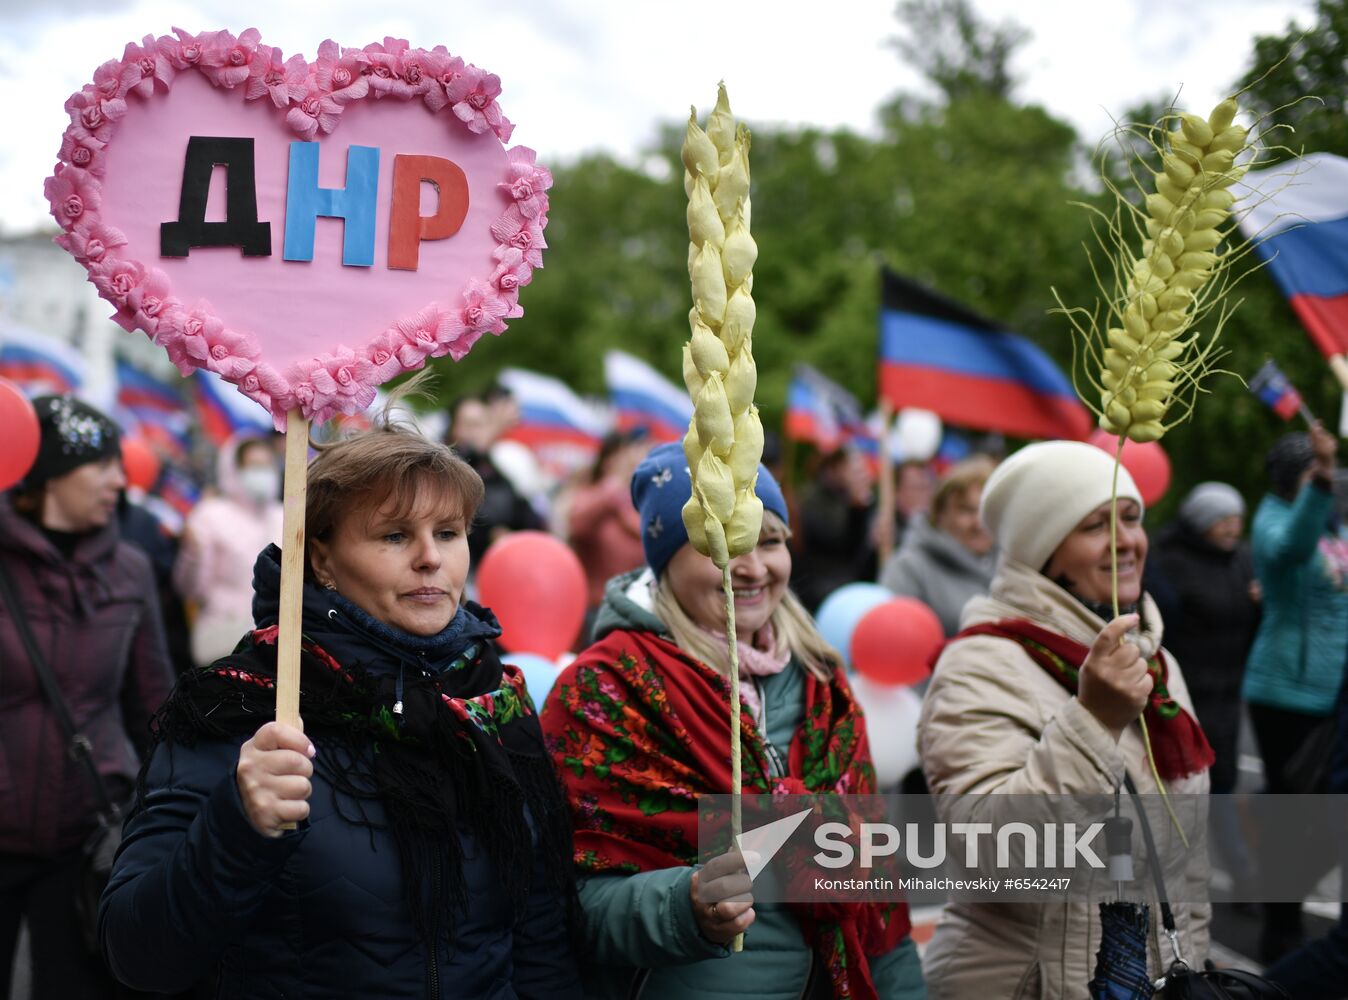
[{"left": 48, "top": 27, "right": 550, "bottom": 427}]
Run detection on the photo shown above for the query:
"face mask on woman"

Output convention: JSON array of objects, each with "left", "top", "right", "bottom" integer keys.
[{"left": 238, "top": 466, "right": 279, "bottom": 505}]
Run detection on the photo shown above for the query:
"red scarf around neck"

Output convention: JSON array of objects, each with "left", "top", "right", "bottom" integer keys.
[{"left": 956, "top": 618, "right": 1214, "bottom": 781}]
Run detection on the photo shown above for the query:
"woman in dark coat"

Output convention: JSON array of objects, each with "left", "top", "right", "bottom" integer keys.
[
  {"left": 1, "top": 396, "right": 174, "bottom": 1000},
  {"left": 1151, "top": 482, "right": 1259, "bottom": 794},
  {"left": 1151, "top": 481, "right": 1260, "bottom": 890},
  {"left": 100, "top": 411, "right": 580, "bottom": 999}
]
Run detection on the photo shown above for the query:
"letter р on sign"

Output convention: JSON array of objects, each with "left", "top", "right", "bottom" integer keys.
[
  {"left": 387, "top": 154, "right": 469, "bottom": 271},
  {"left": 160, "top": 136, "right": 272, "bottom": 257}
]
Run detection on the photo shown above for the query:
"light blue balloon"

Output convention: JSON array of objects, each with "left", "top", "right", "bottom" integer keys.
[
  {"left": 816, "top": 583, "right": 893, "bottom": 663},
  {"left": 503, "top": 652, "right": 562, "bottom": 706}
]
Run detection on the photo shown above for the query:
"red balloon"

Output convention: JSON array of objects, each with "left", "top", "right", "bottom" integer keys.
[
  {"left": 120, "top": 436, "right": 161, "bottom": 492},
  {"left": 0, "top": 378, "right": 39, "bottom": 492},
  {"left": 477, "top": 531, "right": 587, "bottom": 659},
  {"left": 1086, "top": 430, "right": 1172, "bottom": 506},
  {"left": 850, "top": 597, "right": 944, "bottom": 687}
]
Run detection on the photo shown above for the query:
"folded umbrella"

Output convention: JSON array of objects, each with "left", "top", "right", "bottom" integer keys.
[{"left": 1090, "top": 901, "right": 1153, "bottom": 999}]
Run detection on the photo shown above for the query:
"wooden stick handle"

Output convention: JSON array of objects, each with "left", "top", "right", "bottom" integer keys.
[
  {"left": 721, "top": 564, "right": 744, "bottom": 954},
  {"left": 275, "top": 410, "right": 309, "bottom": 730},
  {"left": 875, "top": 399, "right": 896, "bottom": 566},
  {"left": 1330, "top": 354, "right": 1348, "bottom": 393}
]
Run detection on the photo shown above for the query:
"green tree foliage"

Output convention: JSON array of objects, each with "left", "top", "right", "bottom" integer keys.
[
  {"left": 888, "top": 0, "right": 1027, "bottom": 102},
  {"left": 442, "top": 0, "right": 1097, "bottom": 443},
  {"left": 1238, "top": 0, "right": 1348, "bottom": 162},
  {"left": 432, "top": 0, "right": 1336, "bottom": 515}
]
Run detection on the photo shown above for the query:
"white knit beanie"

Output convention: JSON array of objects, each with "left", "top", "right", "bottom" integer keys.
[{"left": 980, "top": 441, "right": 1144, "bottom": 570}]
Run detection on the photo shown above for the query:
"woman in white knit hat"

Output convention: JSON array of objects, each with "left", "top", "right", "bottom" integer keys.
[{"left": 917, "top": 441, "right": 1213, "bottom": 999}]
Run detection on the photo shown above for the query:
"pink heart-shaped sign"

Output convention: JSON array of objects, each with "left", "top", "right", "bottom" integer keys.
[{"left": 47, "top": 29, "right": 551, "bottom": 426}]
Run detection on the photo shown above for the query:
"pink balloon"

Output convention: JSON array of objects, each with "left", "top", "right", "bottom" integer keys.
[
  {"left": 0, "top": 378, "right": 39, "bottom": 492},
  {"left": 1087, "top": 430, "right": 1172, "bottom": 506},
  {"left": 477, "top": 531, "right": 587, "bottom": 659},
  {"left": 850, "top": 597, "right": 944, "bottom": 687}
]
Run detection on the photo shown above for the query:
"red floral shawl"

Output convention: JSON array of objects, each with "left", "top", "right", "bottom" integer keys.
[{"left": 540, "top": 627, "right": 911, "bottom": 1000}]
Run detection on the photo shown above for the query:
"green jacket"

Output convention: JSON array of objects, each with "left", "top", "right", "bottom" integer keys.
[
  {"left": 576, "top": 571, "right": 926, "bottom": 1000},
  {"left": 1242, "top": 483, "right": 1348, "bottom": 715}
]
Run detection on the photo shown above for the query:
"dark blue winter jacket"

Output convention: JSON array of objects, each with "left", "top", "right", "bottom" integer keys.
[{"left": 99, "top": 546, "right": 581, "bottom": 999}]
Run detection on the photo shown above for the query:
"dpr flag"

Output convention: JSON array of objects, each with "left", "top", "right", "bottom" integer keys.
[{"left": 878, "top": 268, "right": 1092, "bottom": 441}]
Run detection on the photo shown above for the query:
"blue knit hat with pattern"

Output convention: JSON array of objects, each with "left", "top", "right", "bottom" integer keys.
[{"left": 630, "top": 441, "right": 789, "bottom": 578}]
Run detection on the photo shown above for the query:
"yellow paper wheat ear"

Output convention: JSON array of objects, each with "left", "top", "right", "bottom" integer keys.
[
  {"left": 1057, "top": 94, "right": 1259, "bottom": 846},
  {"left": 681, "top": 83, "right": 763, "bottom": 569},
  {"left": 1060, "top": 97, "right": 1253, "bottom": 453}
]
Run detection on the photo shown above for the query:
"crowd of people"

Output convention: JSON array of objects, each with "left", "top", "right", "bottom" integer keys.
[{"left": 3, "top": 383, "right": 1347, "bottom": 999}]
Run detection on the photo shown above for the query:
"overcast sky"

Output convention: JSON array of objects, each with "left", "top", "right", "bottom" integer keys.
[{"left": 0, "top": 0, "right": 1315, "bottom": 234}]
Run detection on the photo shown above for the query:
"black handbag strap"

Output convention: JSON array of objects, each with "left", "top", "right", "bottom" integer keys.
[
  {"left": 1122, "top": 770, "right": 1194, "bottom": 985},
  {"left": 1123, "top": 773, "right": 1177, "bottom": 933},
  {"left": 0, "top": 558, "right": 118, "bottom": 822}
]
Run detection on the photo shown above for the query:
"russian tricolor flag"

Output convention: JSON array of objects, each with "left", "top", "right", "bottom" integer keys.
[
  {"left": 785, "top": 363, "right": 877, "bottom": 457},
  {"left": 115, "top": 362, "right": 192, "bottom": 461},
  {"left": 1248, "top": 358, "right": 1308, "bottom": 422},
  {"left": 604, "top": 350, "right": 693, "bottom": 443},
  {"left": 1238, "top": 153, "right": 1348, "bottom": 359},
  {"left": 0, "top": 320, "right": 85, "bottom": 396},
  {"left": 116, "top": 361, "right": 182, "bottom": 416},
  {"left": 156, "top": 464, "right": 201, "bottom": 524},
  {"left": 785, "top": 364, "right": 848, "bottom": 451},
  {"left": 497, "top": 367, "right": 610, "bottom": 451},
  {"left": 878, "top": 268, "right": 1092, "bottom": 441},
  {"left": 193, "top": 369, "right": 273, "bottom": 447}
]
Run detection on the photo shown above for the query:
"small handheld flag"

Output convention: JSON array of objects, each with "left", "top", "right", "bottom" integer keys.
[{"left": 1249, "top": 358, "right": 1314, "bottom": 424}]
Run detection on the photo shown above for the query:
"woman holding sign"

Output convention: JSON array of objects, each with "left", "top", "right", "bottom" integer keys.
[
  {"left": 101, "top": 409, "right": 581, "bottom": 999},
  {"left": 540, "top": 443, "right": 924, "bottom": 1000}
]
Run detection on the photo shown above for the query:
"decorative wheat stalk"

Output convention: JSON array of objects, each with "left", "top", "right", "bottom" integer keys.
[
  {"left": 681, "top": 84, "right": 763, "bottom": 948},
  {"left": 1057, "top": 96, "right": 1256, "bottom": 844}
]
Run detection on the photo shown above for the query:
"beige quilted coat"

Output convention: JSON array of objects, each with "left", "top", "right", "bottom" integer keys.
[{"left": 917, "top": 557, "right": 1211, "bottom": 999}]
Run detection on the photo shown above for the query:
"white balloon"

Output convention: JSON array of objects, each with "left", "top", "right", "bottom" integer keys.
[
  {"left": 852, "top": 677, "right": 923, "bottom": 790},
  {"left": 894, "top": 408, "right": 943, "bottom": 462}
]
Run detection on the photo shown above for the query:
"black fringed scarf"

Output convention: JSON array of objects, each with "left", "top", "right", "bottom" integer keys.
[{"left": 143, "top": 544, "right": 575, "bottom": 950}]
